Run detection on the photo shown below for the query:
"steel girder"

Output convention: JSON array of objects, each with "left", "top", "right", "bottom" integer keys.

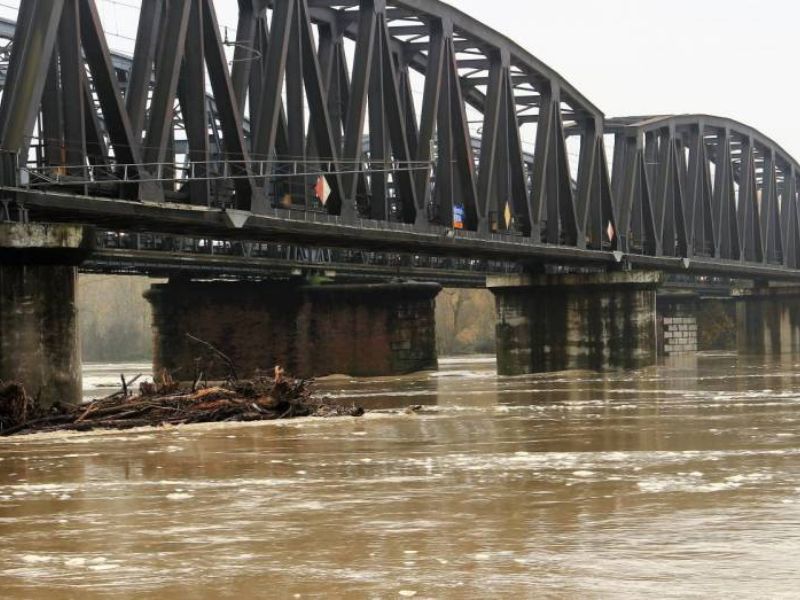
[
  {"left": 0, "top": 0, "right": 611, "bottom": 247},
  {"left": 607, "top": 115, "right": 800, "bottom": 269},
  {"left": 0, "top": 1, "right": 797, "bottom": 281}
]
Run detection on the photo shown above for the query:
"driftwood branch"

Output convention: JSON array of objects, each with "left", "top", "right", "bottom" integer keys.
[
  {"left": 1, "top": 372, "right": 364, "bottom": 437},
  {"left": 186, "top": 334, "right": 238, "bottom": 382}
]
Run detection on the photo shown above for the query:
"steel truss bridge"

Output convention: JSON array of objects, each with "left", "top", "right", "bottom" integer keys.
[{"left": 1, "top": 0, "right": 800, "bottom": 284}]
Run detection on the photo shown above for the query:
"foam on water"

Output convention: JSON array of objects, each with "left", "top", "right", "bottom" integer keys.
[{"left": 3, "top": 354, "right": 800, "bottom": 598}]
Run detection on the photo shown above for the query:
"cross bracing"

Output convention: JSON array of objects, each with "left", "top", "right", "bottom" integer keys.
[{"left": 0, "top": 1, "right": 798, "bottom": 282}]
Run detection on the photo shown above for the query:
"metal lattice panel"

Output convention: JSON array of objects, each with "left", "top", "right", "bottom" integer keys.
[{"left": 0, "top": 0, "right": 797, "bottom": 281}]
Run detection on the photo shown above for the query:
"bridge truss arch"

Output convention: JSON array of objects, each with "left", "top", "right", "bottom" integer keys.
[
  {"left": 0, "top": 1, "right": 799, "bottom": 281},
  {"left": 607, "top": 115, "right": 800, "bottom": 269},
  {"left": 0, "top": 0, "right": 615, "bottom": 248}
]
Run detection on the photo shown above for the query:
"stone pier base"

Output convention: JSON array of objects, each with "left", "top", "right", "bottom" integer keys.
[
  {"left": 145, "top": 281, "right": 441, "bottom": 380},
  {"left": 0, "top": 224, "right": 92, "bottom": 407},
  {"left": 488, "top": 272, "right": 662, "bottom": 376},
  {"left": 657, "top": 295, "right": 699, "bottom": 357}
]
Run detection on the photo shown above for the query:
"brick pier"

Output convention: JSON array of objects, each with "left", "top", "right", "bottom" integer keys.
[{"left": 145, "top": 281, "right": 441, "bottom": 379}]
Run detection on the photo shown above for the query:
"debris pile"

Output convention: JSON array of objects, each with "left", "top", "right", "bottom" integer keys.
[{"left": 0, "top": 369, "right": 364, "bottom": 437}]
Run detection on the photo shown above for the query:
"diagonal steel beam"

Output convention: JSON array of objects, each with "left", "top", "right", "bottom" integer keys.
[
  {"left": 79, "top": 0, "right": 148, "bottom": 195},
  {"left": 0, "top": 0, "right": 65, "bottom": 157},
  {"left": 177, "top": 0, "right": 210, "bottom": 206},
  {"left": 126, "top": 0, "right": 164, "bottom": 138},
  {"left": 201, "top": 0, "right": 257, "bottom": 211},
  {"left": 143, "top": 0, "right": 191, "bottom": 167}
]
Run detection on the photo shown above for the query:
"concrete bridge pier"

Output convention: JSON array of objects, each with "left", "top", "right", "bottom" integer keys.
[
  {"left": 734, "top": 287, "right": 800, "bottom": 355},
  {"left": 488, "top": 272, "right": 663, "bottom": 376},
  {"left": 145, "top": 280, "right": 441, "bottom": 380},
  {"left": 0, "top": 223, "right": 93, "bottom": 407}
]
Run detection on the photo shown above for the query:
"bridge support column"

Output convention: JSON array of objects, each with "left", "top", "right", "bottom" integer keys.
[
  {"left": 145, "top": 281, "right": 441, "bottom": 379},
  {"left": 0, "top": 223, "right": 93, "bottom": 408},
  {"left": 488, "top": 272, "right": 662, "bottom": 376},
  {"left": 734, "top": 287, "right": 800, "bottom": 355}
]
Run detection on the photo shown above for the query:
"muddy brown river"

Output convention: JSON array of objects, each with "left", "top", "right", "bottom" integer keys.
[{"left": 3, "top": 354, "right": 800, "bottom": 598}]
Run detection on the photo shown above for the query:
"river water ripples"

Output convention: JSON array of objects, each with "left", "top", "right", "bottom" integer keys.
[{"left": 3, "top": 354, "right": 800, "bottom": 598}]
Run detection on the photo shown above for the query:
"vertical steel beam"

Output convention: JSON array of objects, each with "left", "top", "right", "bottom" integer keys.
[
  {"left": 285, "top": 3, "right": 307, "bottom": 207},
  {"left": 296, "top": 0, "right": 345, "bottom": 216},
  {"left": 249, "top": 15, "right": 290, "bottom": 161},
  {"left": 596, "top": 138, "right": 618, "bottom": 250},
  {"left": 762, "top": 149, "right": 783, "bottom": 264},
  {"left": 324, "top": 29, "right": 350, "bottom": 153},
  {"left": 530, "top": 83, "right": 553, "bottom": 240},
  {"left": 231, "top": 0, "right": 260, "bottom": 114},
  {"left": 493, "top": 70, "right": 510, "bottom": 233},
  {"left": 504, "top": 69, "right": 531, "bottom": 237},
  {"left": 575, "top": 121, "right": 597, "bottom": 248},
  {"left": 476, "top": 49, "right": 503, "bottom": 229},
  {"left": 375, "top": 13, "right": 419, "bottom": 221},
  {"left": 611, "top": 132, "right": 626, "bottom": 217},
  {"left": 83, "top": 71, "right": 109, "bottom": 166},
  {"left": 177, "top": 0, "right": 210, "bottom": 205},
  {"left": 442, "top": 37, "right": 479, "bottom": 231},
  {"left": 653, "top": 130, "right": 671, "bottom": 252},
  {"left": 79, "top": 0, "right": 145, "bottom": 174},
  {"left": 738, "top": 140, "right": 762, "bottom": 262},
  {"left": 143, "top": 0, "right": 191, "bottom": 167},
  {"left": 40, "top": 52, "right": 64, "bottom": 167},
  {"left": 201, "top": 0, "right": 256, "bottom": 210},
  {"left": 414, "top": 20, "right": 444, "bottom": 218},
  {"left": 552, "top": 101, "right": 578, "bottom": 246},
  {"left": 252, "top": 0, "right": 295, "bottom": 161},
  {"left": 781, "top": 168, "right": 797, "bottom": 268},
  {"left": 669, "top": 140, "right": 689, "bottom": 257},
  {"left": 636, "top": 148, "right": 657, "bottom": 255},
  {"left": 686, "top": 124, "right": 715, "bottom": 256},
  {"left": 308, "top": 19, "right": 335, "bottom": 161},
  {"left": 617, "top": 134, "right": 656, "bottom": 255},
  {"left": 398, "top": 58, "right": 419, "bottom": 160},
  {"left": 791, "top": 173, "right": 800, "bottom": 268},
  {"left": 367, "top": 23, "right": 387, "bottom": 220},
  {"left": 126, "top": 0, "right": 164, "bottom": 138},
  {"left": 435, "top": 40, "right": 454, "bottom": 228},
  {"left": 712, "top": 131, "right": 740, "bottom": 260},
  {"left": 59, "top": 0, "right": 87, "bottom": 177},
  {"left": 615, "top": 135, "right": 636, "bottom": 251},
  {"left": 342, "top": 0, "right": 377, "bottom": 206}
]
